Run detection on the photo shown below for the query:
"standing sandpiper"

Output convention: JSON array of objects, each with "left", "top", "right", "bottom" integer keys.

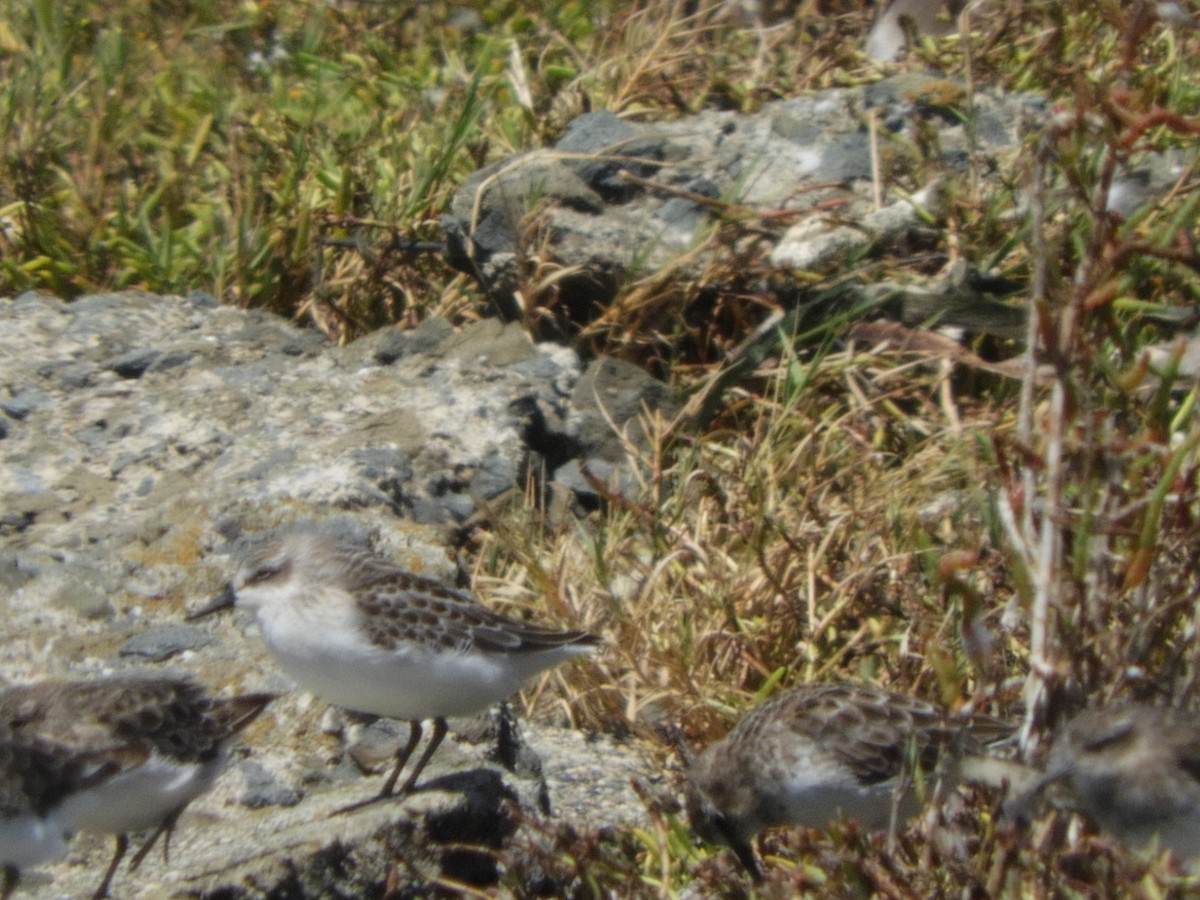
[{"left": 190, "top": 526, "right": 598, "bottom": 809}]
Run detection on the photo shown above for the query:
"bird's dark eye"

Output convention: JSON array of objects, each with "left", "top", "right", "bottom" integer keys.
[{"left": 245, "top": 562, "right": 285, "bottom": 586}]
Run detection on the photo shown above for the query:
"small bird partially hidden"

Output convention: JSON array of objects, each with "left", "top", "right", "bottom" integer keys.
[
  {"left": 685, "top": 682, "right": 1018, "bottom": 880},
  {"left": 0, "top": 733, "right": 143, "bottom": 900},
  {"left": 866, "top": 0, "right": 1194, "bottom": 63},
  {"left": 0, "top": 677, "right": 274, "bottom": 899},
  {"left": 1007, "top": 703, "right": 1200, "bottom": 867},
  {"left": 866, "top": 0, "right": 976, "bottom": 63},
  {"left": 190, "top": 526, "right": 599, "bottom": 813}
]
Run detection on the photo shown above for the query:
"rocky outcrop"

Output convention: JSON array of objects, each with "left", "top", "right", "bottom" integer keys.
[{"left": 442, "top": 75, "right": 1044, "bottom": 340}]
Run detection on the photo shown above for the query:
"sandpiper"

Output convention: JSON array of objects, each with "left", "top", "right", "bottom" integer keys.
[
  {"left": 0, "top": 677, "right": 274, "bottom": 898},
  {"left": 1010, "top": 702, "right": 1200, "bottom": 866},
  {"left": 190, "top": 526, "right": 598, "bottom": 809},
  {"left": 0, "top": 733, "right": 142, "bottom": 900},
  {"left": 685, "top": 681, "right": 1015, "bottom": 879}
]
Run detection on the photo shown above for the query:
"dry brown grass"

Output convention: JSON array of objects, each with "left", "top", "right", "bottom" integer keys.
[{"left": 465, "top": 1, "right": 1200, "bottom": 893}]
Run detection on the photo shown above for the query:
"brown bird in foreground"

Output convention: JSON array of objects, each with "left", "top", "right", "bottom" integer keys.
[
  {"left": 686, "top": 682, "right": 1021, "bottom": 879},
  {"left": 0, "top": 677, "right": 273, "bottom": 898}
]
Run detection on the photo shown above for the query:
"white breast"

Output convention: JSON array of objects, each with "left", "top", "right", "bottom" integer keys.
[
  {"left": 758, "top": 739, "right": 928, "bottom": 832},
  {"left": 55, "top": 752, "right": 223, "bottom": 835},
  {"left": 267, "top": 628, "right": 588, "bottom": 720}
]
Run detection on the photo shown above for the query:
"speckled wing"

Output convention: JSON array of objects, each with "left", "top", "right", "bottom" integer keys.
[
  {"left": 778, "top": 684, "right": 1007, "bottom": 786},
  {"left": 91, "top": 680, "right": 273, "bottom": 761},
  {"left": 799, "top": 686, "right": 945, "bottom": 785},
  {"left": 0, "top": 733, "right": 145, "bottom": 817},
  {"left": 352, "top": 563, "right": 597, "bottom": 655},
  {"left": 0, "top": 679, "right": 272, "bottom": 765}
]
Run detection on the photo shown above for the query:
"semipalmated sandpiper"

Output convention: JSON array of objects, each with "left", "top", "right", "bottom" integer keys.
[
  {"left": 0, "top": 677, "right": 274, "bottom": 898},
  {"left": 190, "top": 527, "right": 598, "bottom": 808},
  {"left": 0, "top": 733, "right": 141, "bottom": 899},
  {"left": 1012, "top": 702, "right": 1200, "bottom": 865},
  {"left": 685, "top": 682, "right": 1015, "bottom": 879}
]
